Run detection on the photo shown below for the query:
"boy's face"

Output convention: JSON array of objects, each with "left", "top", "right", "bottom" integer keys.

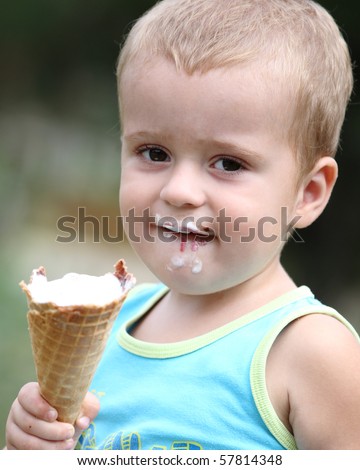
[{"left": 119, "top": 57, "right": 302, "bottom": 294}]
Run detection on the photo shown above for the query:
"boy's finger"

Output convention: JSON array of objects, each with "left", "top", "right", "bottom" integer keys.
[
  {"left": 17, "top": 382, "right": 57, "bottom": 422},
  {"left": 6, "top": 421, "right": 75, "bottom": 450},
  {"left": 10, "top": 398, "right": 75, "bottom": 442}
]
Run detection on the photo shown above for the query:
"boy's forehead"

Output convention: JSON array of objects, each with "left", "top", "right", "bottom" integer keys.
[
  {"left": 119, "top": 55, "right": 296, "bottom": 139},
  {"left": 121, "top": 54, "right": 293, "bottom": 100}
]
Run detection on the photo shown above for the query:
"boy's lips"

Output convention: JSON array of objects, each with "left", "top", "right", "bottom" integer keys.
[
  {"left": 154, "top": 215, "right": 216, "bottom": 242},
  {"left": 161, "top": 221, "right": 208, "bottom": 236}
]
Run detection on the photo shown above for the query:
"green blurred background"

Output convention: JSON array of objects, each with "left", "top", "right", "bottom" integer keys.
[{"left": 0, "top": 1, "right": 359, "bottom": 448}]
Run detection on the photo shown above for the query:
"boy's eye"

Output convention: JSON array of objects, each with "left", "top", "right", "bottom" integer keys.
[
  {"left": 139, "top": 146, "right": 170, "bottom": 162},
  {"left": 213, "top": 157, "right": 243, "bottom": 172}
]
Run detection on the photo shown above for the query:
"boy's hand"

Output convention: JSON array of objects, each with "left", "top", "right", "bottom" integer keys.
[{"left": 5, "top": 382, "right": 100, "bottom": 450}]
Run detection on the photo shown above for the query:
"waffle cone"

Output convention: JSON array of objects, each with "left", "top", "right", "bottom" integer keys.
[{"left": 21, "top": 260, "right": 134, "bottom": 424}]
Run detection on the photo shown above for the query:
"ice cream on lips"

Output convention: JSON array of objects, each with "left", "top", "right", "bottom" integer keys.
[{"left": 155, "top": 214, "right": 213, "bottom": 275}]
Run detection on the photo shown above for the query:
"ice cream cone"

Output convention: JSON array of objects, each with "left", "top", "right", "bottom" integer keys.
[{"left": 20, "top": 259, "right": 135, "bottom": 424}]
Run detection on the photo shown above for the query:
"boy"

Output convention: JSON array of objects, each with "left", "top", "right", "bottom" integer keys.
[{"left": 5, "top": 0, "right": 360, "bottom": 450}]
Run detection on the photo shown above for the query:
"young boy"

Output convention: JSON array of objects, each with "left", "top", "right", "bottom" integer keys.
[{"left": 5, "top": 0, "right": 360, "bottom": 450}]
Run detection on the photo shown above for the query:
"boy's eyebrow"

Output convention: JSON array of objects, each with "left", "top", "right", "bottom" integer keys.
[
  {"left": 122, "top": 132, "right": 265, "bottom": 162},
  {"left": 121, "top": 131, "right": 165, "bottom": 142},
  {"left": 210, "top": 139, "right": 265, "bottom": 162}
]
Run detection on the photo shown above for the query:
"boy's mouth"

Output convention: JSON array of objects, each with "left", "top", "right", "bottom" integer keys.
[
  {"left": 154, "top": 215, "right": 214, "bottom": 275},
  {"left": 155, "top": 216, "right": 215, "bottom": 244}
]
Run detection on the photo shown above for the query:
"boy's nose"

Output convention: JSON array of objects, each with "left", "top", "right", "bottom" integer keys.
[{"left": 159, "top": 163, "right": 206, "bottom": 208}]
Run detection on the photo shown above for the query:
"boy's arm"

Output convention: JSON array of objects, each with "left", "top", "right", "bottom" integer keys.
[
  {"left": 277, "top": 314, "right": 360, "bottom": 449},
  {"left": 5, "top": 382, "right": 99, "bottom": 450}
]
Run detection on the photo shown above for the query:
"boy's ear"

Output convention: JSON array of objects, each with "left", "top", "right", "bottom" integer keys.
[{"left": 294, "top": 156, "right": 338, "bottom": 229}]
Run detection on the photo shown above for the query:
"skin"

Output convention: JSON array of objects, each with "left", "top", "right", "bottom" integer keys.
[{"left": 5, "top": 57, "right": 360, "bottom": 449}]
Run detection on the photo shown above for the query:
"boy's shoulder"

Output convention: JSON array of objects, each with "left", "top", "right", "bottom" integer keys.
[{"left": 269, "top": 313, "right": 360, "bottom": 449}]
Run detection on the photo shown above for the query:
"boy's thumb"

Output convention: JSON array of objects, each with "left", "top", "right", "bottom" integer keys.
[{"left": 74, "top": 391, "right": 101, "bottom": 435}]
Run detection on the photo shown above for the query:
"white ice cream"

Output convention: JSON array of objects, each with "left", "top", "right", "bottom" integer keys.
[{"left": 27, "top": 270, "right": 129, "bottom": 307}]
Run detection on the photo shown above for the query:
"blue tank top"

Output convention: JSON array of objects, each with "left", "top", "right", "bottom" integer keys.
[{"left": 77, "top": 284, "right": 358, "bottom": 450}]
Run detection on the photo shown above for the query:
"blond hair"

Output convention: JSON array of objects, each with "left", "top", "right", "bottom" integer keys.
[{"left": 117, "top": 0, "right": 353, "bottom": 176}]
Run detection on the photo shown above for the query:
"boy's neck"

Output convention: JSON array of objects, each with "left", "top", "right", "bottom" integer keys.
[{"left": 131, "top": 262, "right": 297, "bottom": 343}]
